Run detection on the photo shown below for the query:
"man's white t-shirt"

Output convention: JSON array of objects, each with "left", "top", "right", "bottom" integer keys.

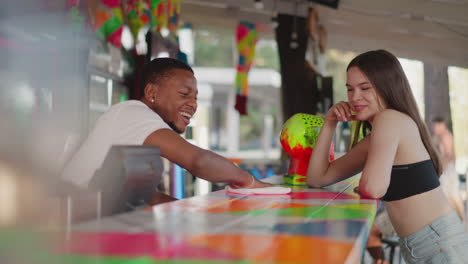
[{"left": 62, "top": 100, "right": 170, "bottom": 187}]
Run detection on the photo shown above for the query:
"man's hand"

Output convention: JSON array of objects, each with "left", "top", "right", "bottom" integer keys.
[
  {"left": 250, "top": 178, "right": 273, "bottom": 188},
  {"left": 230, "top": 173, "right": 272, "bottom": 189}
]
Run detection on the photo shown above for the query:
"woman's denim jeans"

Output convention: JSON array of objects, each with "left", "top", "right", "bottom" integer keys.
[{"left": 399, "top": 211, "right": 468, "bottom": 263}]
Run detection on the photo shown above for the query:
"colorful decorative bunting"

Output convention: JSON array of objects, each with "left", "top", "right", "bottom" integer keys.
[
  {"left": 235, "top": 21, "right": 258, "bottom": 115},
  {"left": 89, "top": 0, "right": 182, "bottom": 48},
  {"left": 126, "top": 0, "right": 150, "bottom": 39},
  {"left": 101, "top": 0, "right": 121, "bottom": 8},
  {"left": 167, "top": 0, "right": 181, "bottom": 34},
  {"left": 93, "top": 3, "right": 124, "bottom": 47}
]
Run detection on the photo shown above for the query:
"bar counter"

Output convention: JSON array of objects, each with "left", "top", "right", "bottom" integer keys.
[{"left": 62, "top": 177, "right": 377, "bottom": 264}]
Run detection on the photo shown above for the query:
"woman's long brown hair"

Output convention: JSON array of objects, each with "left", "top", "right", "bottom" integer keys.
[{"left": 347, "top": 50, "right": 442, "bottom": 176}]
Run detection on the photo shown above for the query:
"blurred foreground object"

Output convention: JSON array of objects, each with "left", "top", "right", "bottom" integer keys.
[
  {"left": 88, "top": 145, "right": 164, "bottom": 217},
  {"left": 0, "top": 161, "right": 57, "bottom": 264},
  {"left": 0, "top": 162, "right": 47, "bottom": 228}
]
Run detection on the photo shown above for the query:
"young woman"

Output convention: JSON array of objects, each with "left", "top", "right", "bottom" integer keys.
[{"left": 306, "top": 50, "right": 468, "bottom": 263}]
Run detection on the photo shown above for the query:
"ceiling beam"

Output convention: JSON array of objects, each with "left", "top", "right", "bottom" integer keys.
[
  {"left": 181, "top": 2, "right": 274, "bottom": 26},
  {"left": 181, "top": 0, "right": 468, "bottom": 68},
  {"left": 339, "top": 0, "right": 468, "bottom": 27},
  {"left": 326, "top": 25, "right": 468, "bottom": 68},
  {"left": 316, "top": 5, "right": 468, "bottom": 41}
]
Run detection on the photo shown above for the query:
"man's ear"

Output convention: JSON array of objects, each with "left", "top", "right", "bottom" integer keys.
[{"left": 143, "top": 82, "right": 158, "bottom": 101}]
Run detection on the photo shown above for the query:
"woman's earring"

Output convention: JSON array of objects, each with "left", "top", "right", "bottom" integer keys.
[{"left": 151, "top": 98, "right": 155, "bottom": 103}]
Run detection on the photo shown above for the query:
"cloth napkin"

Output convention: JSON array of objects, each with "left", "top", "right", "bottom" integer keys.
[{"left": 225, "top": 185, "right": 292, "bottom": 195}]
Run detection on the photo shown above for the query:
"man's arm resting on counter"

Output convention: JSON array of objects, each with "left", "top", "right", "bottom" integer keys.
[{"left": 144, "top": 128, "right": 268, "bottom": 188}]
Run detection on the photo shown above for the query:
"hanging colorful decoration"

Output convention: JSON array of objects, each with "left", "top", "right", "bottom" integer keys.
[
  {"left": 167, "top": 0, "right": 181, "bottom": 34},
  {"left": 149, "top": 0, "right": 167, "bottom": 32},
  {"left": 235, "top": 21, "right": 258, "bottom": 115},
  {"left": 145, "top": 0, "right": 158, "bottom": 29},
  {"left": 88, "top": 0, "right": 181, "bottom": 48},
  {"left": 101, "top": 0, "right": 121, "bottom": 8},
  {"left": 93, "top": 0, "right": 124, "bottom": 48},
  {"left": 125, "top": 0, "right": 151, "bottom": 40},
  {"left": 67, "top": 0, "right": 85, "bottom": 32}
]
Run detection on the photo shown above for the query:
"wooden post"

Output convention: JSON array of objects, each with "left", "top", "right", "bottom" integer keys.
[{"left": 424, "top": 63, "right": 452, "bottom": 131}]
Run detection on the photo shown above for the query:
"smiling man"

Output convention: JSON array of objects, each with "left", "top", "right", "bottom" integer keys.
[{"left": 62, "top": 58, "right": 269, "bottom": 198}]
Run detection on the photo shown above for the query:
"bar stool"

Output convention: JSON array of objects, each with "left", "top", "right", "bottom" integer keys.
[{"left": 381, "top": 237, "right": 402, "bottom": 264}]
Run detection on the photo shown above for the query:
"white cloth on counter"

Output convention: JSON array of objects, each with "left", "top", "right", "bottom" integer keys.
[{"left": 225, "top": 185, "right": 292, "bottom": 195}]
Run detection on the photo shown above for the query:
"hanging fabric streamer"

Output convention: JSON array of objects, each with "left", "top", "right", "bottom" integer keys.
[
  {"left": 147, "top": 0, "right": 161, "bottom": 28},
  {"left": 91, "top": 0, "right": 181, "bottom": 48},
  {"left": 148, "top": 0, "right": 180, "bottom": 33},
  {"left": 167, "top": 0, "right": 181, "bottom": 34},
  {"left": 126, "top": 0, "right": 150, "bottom": 40},
  {"left": 152, "top": 0, "right": 168, "bottom": 32},
  {"left": 93, "top": 0, "right": 124, "bottom": 47},
  {"left": 125, "top": 0, "right": 180, "bottom": 38},
  {"left": 235, "top": 21, "right": 258, "bottom": 115}
]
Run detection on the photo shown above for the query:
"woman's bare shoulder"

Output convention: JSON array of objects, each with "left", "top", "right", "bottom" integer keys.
[
  {"left": 371, "top": 110, "right": 421, "bottom": 146},
  {"left": 373, "top": 109, "right": 415, "bottom": 128},
  {"left": 374, "top": 110, "right": 428, "bottom": 162}
]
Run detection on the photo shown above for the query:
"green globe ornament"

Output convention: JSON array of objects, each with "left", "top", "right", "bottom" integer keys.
[{"left": 280, "top": 113, "right": 334, "bottom": 186}]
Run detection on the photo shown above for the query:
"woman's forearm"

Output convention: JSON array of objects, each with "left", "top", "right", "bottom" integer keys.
[{"left": 306, "top": 120, "right": 337, "bottom": 186}]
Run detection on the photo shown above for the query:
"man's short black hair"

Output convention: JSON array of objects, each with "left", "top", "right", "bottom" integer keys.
[{"left": 140, "top": 57, "right": 193, "bottom": 98}]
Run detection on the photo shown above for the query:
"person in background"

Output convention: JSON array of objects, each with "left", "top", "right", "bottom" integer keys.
[
  {"left": 62, "top": 58, "right": 270, "bottom": 203},
  {"left": 432, "top": 116, "right": 464, "bottom": 221},
  {"left": 306, "top": 49, "right": 468, "bottom": 264}
]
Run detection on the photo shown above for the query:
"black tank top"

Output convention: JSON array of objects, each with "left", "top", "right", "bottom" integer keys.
[{"left": 381, "top": 160, "right": 440, "bottom": 202}]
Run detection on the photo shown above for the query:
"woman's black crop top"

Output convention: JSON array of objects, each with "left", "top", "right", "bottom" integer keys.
[{"left": 381, "top": 160, "right": 440, "bottom": 202}]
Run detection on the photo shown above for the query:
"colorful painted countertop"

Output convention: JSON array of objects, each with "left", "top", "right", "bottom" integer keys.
[{"left": 61, "top": 179, "right": 377, "bottom": 264}]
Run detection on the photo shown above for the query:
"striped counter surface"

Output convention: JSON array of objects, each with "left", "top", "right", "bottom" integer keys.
[{"left": 59, "top": 178, "right": 377, "bottom": 264}]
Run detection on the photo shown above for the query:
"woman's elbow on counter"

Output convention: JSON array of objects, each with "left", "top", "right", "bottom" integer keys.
[
  {"left": 306, "top": 176, "right": 324, "bottom": 188},
  {"left": 359, "top": 184, "right": 385, "bottom": 199}
]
